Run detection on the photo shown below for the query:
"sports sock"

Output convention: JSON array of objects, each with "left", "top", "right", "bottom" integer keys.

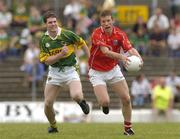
[
  {"left": 50, "top": 121, "right": 57, "bottom": 128},
  {"left": 124, "top": 121, "right": 132, "bottom": 130}
]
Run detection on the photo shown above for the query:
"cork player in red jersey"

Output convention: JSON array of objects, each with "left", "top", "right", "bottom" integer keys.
[{"left": 88, "top": 10, "right": 143, "bottom": 136}]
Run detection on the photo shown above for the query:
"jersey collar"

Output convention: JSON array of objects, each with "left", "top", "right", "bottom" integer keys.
[
  {"left": 100, "top": 26, "right": 115, "bottom": 35},
  {"left": 45, "top": 27, "right": 61, "bottom": 40}
]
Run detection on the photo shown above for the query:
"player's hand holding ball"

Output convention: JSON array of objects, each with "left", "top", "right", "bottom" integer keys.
[{"left": 125, "top": 55, "right": 143, "bottom": 72}]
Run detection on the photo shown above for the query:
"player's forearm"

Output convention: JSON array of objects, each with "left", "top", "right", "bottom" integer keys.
[
  {"left": 101, "top": 47, "right": 125, "bottom": 61},
  {"left": 105, "top": 50, "right": 123, "bottom": 60},
  {"left": 44, "top": 53, "right": 65, "bottom": 65},
  {"left": 82, "top": 45, "right": 90, "bottom": 58},
  {"left": 100, "top": 46, "right": 123, "bottom": 60}
]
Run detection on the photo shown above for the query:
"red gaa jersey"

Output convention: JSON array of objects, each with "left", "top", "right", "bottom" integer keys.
[{"left": 88, "top": 26, "right": 132, "bottom": 71}]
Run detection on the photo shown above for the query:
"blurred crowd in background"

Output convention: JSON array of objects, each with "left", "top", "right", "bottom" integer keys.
[
  {"left": 131, "top": 72, "right": 180, "bottom": 119},
  {"left": 0, "top": 0, "right": 180, "bottom": 116},
  {"left": 0, "top": 0, "right": 180, "bottom": 62}
]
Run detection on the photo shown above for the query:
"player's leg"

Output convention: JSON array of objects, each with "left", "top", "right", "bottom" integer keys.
[
  {"left": 88, "top": 68, "right": 110, "bottom": 114},
  {"left": 93, "top": 85, "right": 110, "bottom": 114},
  {"left": 68, "top": 80, "right": 89, "bottom": 114},
  {"left": 69, "top": 80, "right": 83, "bottom": 101},
  {"left": 44, "top": 84, "right": 60, "bottom": 133},
  {"left": 111, "top": 79, "right": 134, "bottom": 135}
]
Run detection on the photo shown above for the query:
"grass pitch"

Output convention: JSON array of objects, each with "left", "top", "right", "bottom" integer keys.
[{"left": 0, "top": 123, "right": 180, "bottom": 139}]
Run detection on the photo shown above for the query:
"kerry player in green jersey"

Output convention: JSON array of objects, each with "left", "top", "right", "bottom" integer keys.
[{"left": 39, "top": 11, "right": 90, "bottom": 133}]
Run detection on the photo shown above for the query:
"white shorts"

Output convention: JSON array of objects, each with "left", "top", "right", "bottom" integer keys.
[
  {"left": 46, "top": 66, "right": 80, "bottom": 86},
  {"left": 88, "top": 65, "right": 125, "bottom": 86}
]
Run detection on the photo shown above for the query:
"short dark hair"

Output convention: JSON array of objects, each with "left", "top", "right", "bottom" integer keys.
[
  {"left": 43, "top": 11, "right": 57, "bottom": 23},
  {"left": 100, "top": 10, "right": 112, "bottom": 18}
]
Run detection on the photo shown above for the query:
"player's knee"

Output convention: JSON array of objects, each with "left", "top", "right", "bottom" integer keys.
[
  {"left": 45, "top": 99, "right": 54, "bottom": 108},
  {"left": 121, "top": 96, "right": 131, "bottom": 106},
  {"left": 71, "top": 92, "right": 83, "bottom": 101}
]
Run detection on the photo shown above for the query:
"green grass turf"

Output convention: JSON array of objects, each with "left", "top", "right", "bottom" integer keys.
[{"left": 0, "top": 123, "right": 180, "bottom": 139}]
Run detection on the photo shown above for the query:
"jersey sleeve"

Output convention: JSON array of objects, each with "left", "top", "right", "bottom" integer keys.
[
  {"left": 75, "top": 37, "right": 87, "bottom": 49},
  {"left": 64, "top": 30, "right": 87, "bottom": 49},
  {"left": 39, "top": 36, "right": 50, "bottom": 63},
  {"left": 91, "top": 30, "right": 111, "bottom": 48}
]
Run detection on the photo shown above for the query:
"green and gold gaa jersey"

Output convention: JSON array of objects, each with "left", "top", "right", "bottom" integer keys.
[
  {"left": 0, "top": 32, "right": 9, "bottom": 51},
  {"left": 39, "top": 27, "right": 86, "bottom": 69}
]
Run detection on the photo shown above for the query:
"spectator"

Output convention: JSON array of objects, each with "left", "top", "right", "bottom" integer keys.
[
  {"left": 84, "top": 0, "right": 97, "bottom": 19},
  {"left": 167, "top": 28, "right": 180, "bottom": 57},
  {"left": 0, "top": 28, "right": 9, "bottom": 62},
  {"left": 63, "top": 0, "right": 83, "bottom": 31},
  {"left": 131, "top": 74, "right": 151, "bottom": 107},
  {"left": 169, "top": 0, "right": 180, "bottom": 17},
  {"left": 130, "top": 28, "right": 149, "bottom": 56},
  {"left": 132, "top": 16, "right": 148, "bottom": 35},
  {"left": 28, "top": 6, "right": 45, "bottom": 36},
  {"left": 176, "top": 84, "right": 180, "bottom": 102},
  {"left": 149, "top": 76, "right": 159, "bottom": 89},
  {"left": 0, "top": 1, "right": 12, "bottom": 29},
  {"left": 8, "top": 34, "right": 21, "bottom": 57},
  {"left": 170, "top": 13, "right": 180, "bottom": 32},
  {"left": 75, "top": 10, "right": 92, "bottom": 40},
  {"left": 166, "top": 70, "right": 180, "bottom": 102},
  {"left": 152, "top": 76, "right": 174, "bottom": 121},
  {"left": 11, "top": 0, "right": 29, "bottom": 28},
  {"left": 40, "top": 3, "right": 51, "bottom": 15},
  {"left": 147, "top": 8, "right": 169, "bottom": 33},
  {"left": 20, "top": 41, "right": 45, "bottom": 87},
  {"left": 148, "top": 24, "right": 167, "bottom": 56}
]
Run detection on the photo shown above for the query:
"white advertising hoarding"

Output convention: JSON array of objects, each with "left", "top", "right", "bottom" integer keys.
[{"left": 0, "top": 102, "right": 92, "bottom": 123}]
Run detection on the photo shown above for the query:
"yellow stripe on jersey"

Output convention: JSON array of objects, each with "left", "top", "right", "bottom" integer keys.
[
  {"left": 39, "top": 52, "right": 49, "bottom": 63},
  {"left": 75, "top": 38, "right": 86, "bottom": 49},
  {"left": 39, "top": 44, "right": 75, "bottom": 63}
]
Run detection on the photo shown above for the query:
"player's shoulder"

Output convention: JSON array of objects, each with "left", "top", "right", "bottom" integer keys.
[
  {"left": 113, "top": 26, "right": 128, "bottom": 38},
  {"left": 92, "top": 27, "right": 102, "bottom": 36},
  {"left": 93, "top": 27, "right": 102, "bottom": 33},
  {"left": 113, "top": 26, "right": 125, "bottom": 34},
  {"left": 39, "top": 33, "right": 48, "bottom": 43}
]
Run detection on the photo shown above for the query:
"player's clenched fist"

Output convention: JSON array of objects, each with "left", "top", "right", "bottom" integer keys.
[{"left": 61, "top": 45, "right": 68, "bottom": 56}]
